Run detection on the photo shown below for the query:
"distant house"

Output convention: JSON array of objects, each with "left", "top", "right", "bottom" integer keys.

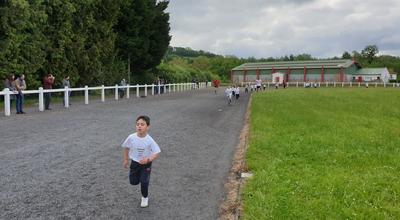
[
  {"left": 231, "top": 59, "right": 390, "bottom": 83},
  {"left": 353, "top": 68, "right": 390, "bottom": 82},
  {"left": 389, "top": 72, "right": 398, "bottom": 81}
]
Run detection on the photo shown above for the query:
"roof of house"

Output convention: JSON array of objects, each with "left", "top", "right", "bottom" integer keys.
[
  {"left": 355, "top": 68, "right": 389, "bottom": 75},
  {"left": 232, "top": 59, "right": 360, "bottom": 71}
]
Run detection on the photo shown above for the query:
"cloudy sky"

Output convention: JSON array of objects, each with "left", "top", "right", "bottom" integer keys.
[{"left": 166, "top": 0, "right": 400, "bottom": 58}]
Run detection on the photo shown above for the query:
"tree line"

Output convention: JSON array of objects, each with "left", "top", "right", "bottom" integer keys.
[
  {"left": 159, "top": 45, "right": 399, "bottom": 82},
  {"left": 0, "top": 0, "right": 170, "bottom": 89}
]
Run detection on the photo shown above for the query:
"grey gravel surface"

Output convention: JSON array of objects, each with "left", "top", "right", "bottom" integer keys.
[{"left": 0, "top": 88, "right": 249, "bottom": 220}]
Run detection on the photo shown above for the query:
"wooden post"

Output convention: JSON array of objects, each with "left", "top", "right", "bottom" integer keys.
[
  {"left": 101, "top": 85, "right": 105, "bottom": 102},
  {"left": 4, "top": 88, "right": 10, "bottom": 116},
  {"left": 84, "top": 85, "right": 89, "bottom": 104}
]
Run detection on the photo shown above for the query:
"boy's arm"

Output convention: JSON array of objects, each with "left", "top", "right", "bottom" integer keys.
[
  {"left": 149, "top": 152, "right": 160, "bottom": 162},
  {"left": 123, "top": 148, "right": 129, "bottom": 168}
]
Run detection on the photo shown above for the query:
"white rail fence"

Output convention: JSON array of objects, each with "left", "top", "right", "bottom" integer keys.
[
  {"left": 1, "top": 82, "right": 208, "bottom": 116},
  {"left": 242, "top": 81, "right": 400, "bottom": 89}
]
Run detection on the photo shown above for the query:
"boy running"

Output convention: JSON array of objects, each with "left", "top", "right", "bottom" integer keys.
[
  {"left": 122, "top": 115, "right": 161, "bottom": 208},
  {"left": 225, "top": 87, "right": 232, "bottom": 105}
]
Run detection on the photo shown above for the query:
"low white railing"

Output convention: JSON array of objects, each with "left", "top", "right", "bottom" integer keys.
[
  {"left": 242, "top": 81, "right": 400, "bottom": 89},
  {"left": 1, "top": 82, "right": 209, "bottom": 116}
]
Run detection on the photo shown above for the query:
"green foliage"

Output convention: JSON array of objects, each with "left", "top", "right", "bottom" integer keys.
[
  {"left": 342, "top": 51, "right": 351, "bottom": 59},
  {"left": 0, "top": 0, "right": 170, "bottom": 89},
  {"left": 115, "top": 0, "right": 171, "bottom": 83},
  {"left": 244, "top": 89, "right": 400, "bottom": 219},
  {"left": 361, "top": 45, "right": 379, "bottom": 64}
]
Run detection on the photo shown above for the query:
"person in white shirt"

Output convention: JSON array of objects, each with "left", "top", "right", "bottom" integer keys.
[
  {"left": 255, "top": 79, "right": 262, "bottom": 92},
  {"left": 234, "top": 86, "right": 240, "bottom": 100},
  {"left": 225, "top": 87, "right": 232, "bottom": 105},
  {"left": 122, "top": 115, "right": 161, "bottom": 208}
]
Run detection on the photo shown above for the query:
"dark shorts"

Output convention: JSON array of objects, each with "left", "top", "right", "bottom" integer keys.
[{"left": 129, "top": 160, "right": 152, "bottom": 185}]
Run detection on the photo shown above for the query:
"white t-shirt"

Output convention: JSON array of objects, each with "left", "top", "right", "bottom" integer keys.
[
  {"left": 121, "top": 133, "right": 161, "bottom": 162},
  {"left": 256, "top": 79, "right": 262, "bottom": 87},
  {"left": 225, "top": 88, "right": 232, "bottom": 97},
  {"left": 235, "top": 88, "right": 240, "bottom": 95}
]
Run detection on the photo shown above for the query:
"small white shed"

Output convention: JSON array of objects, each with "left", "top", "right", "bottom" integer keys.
[{"left": 272, "top": 72, "right": 285, "bottom": 84}]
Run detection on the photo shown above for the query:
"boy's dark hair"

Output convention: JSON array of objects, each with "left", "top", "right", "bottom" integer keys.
[{"left": 136, "top": 115, "right": 150, "bottom": 126}]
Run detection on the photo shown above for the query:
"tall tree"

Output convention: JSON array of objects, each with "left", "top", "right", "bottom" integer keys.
[
  {"left": 361, "top": 45, "right": 379, "bottom": 64},
  {"left": 41, "top": 0, "right": 76, "bottom": 81},
  {"left": 342, "top": 51, "right": 351, "bottom": 59},
  {"left": 115, "top": 0, "right": 171, "bottom": 83},
  {"left": 0, "top": 0, "right": 47, "bottom": 88}
]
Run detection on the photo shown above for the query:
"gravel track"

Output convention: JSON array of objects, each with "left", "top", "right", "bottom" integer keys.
[{"left": 0, "top": 88, "right": 249, "bottom": 220}]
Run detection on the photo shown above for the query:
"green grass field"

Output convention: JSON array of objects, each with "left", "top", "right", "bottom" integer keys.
[{"left": 243, "top": 88, "right": 400, "bottom": 219}]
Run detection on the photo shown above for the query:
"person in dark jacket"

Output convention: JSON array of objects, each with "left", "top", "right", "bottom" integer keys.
[{"left": 43, "top": 74, "right": 55, "bottom": 110}]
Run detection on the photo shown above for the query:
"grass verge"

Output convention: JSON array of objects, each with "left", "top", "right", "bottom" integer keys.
[{"left": 243, "top": 88, "right": 400, "bottom": 219}]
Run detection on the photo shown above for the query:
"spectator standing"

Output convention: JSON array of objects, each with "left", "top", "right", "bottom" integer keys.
[
  {"left": 43, "top": 74, "right": 55, "bottom": 110},
  {"left": 119, "top": 79, "right": 126, "bottom": 98},
  {"left": 15, "top": 74, "right": 26, "bottom": 114}
]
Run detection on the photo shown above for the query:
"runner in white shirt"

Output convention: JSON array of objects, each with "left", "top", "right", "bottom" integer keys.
[
  {"left": 255, "top": 79, "right": 262, "bottom": 92},
  {"left": 225, "top": 87, "right": 232, "bottom": 105},
  {"left": 122, "top": 115, "right": 161, "bottom": 208},
  {"left": 234, "top": 86, "right": 240, "bottom": 100}
]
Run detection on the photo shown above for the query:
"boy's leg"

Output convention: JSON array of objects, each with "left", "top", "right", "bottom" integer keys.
[
  {"left": 139, "top": 165, "right": 152, "bottom": 198},
  {"left": 129, "top": 161, "right": 141, "bottom": 185}
]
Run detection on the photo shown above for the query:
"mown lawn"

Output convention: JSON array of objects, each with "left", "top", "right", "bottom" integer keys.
[{"left": 243, "top": 88, "right": 400, "bottom": 219}]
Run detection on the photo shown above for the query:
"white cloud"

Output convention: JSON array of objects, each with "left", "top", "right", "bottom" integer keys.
[{"left": 167, "top": 0, "right": 400, "bottom": 58}]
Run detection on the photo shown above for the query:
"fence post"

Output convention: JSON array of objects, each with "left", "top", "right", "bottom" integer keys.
[
  {"left": 136, "top": 84, "right": 139, "bottom": 97},
  {"left": 101, "top": 85, "right": 105, "bottom": 102},
  {"left": 38, "top": 87, "right": 44, "bottom": 112},
  {"left": 115, "top": 84, "right": 119, "bottom": 100},
  {"left": 384, "top": 83, "right": 386, "bottom": 88},
  {"left": 164, "top": 84, "right": 167, "bottom": 94},
  {"left": 145, "top": 84, "right": 148, "bottom": 96},
  {"left": 4, "top": 88, "right": 10, "bottom": 116},
  {"left": 158, "top": 84, "right": 161, "bottom": 95},
  {"left": 127, "top": 84, "right": 130, "bottom": 99},
  {"left": 358, "top": 82, "right": 360, "bottom": 87},
  {"left": 85, "top": 85, "right": 89, "bottom": 104},
  {"left": 350, "top": 82, "right": 352, "bottom": 87},
  {"left": 334, "top": 82, "right": 336, "bottom": 87},
  {"left": 326, "top": 82, "right": 328, "bottom": 87},
  {"left": 342, "top": 82, "right": 344, "bottom": 87},
  {"left": 152, "top": 84, "right": 155, "bottom": 95},
  {"left": 169, "top": 84, "right": 171, "bottom": 93},
  {"left": 64, "top": 86, "right": 69, "bottom": 108},
  {"left": 375, "top": 82, "right": 377, "bottom": 88}
]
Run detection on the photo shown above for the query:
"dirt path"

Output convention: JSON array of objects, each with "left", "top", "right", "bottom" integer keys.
[{"left": 0, "top": 88, "right": 250, "bottom": 219}]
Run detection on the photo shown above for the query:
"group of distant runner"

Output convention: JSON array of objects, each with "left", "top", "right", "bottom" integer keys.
[{"left": 211, "top": 78, "right": 297, "bottom": 105}]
